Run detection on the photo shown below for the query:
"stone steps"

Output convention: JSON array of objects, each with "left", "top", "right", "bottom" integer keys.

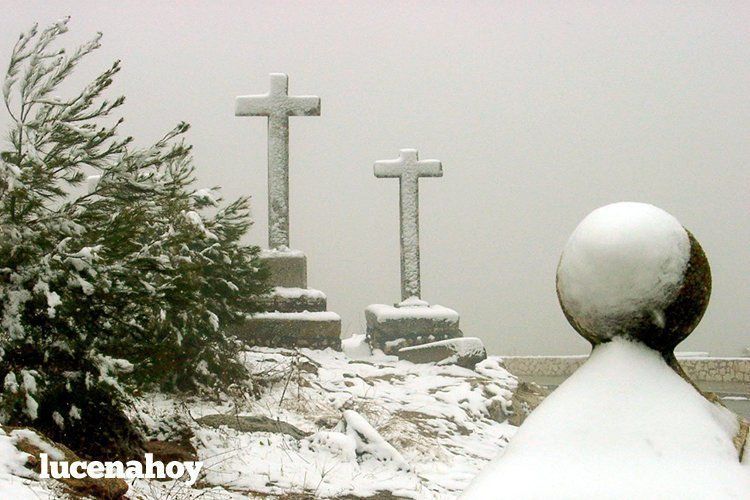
[
  {"left": 238, "top": 250, "right": 342, "bottom": 350},
  {"left": 233, "top": 311, "right": 342, "bottom": 350},
  {"left": 255, "top": 287, "right": 327, "bottom": 313}
]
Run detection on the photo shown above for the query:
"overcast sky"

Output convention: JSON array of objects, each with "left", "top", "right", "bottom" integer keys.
[{"left": 2, "top": 1, "right": 749, "bottom": 355}]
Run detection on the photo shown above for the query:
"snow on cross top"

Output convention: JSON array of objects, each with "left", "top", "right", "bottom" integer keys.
[{"left": 556, "top": 202, "right": 691, "bottom": 337}]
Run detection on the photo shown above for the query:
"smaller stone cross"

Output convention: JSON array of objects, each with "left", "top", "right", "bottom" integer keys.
[
  {"left": 374, "top": 149, "right": 443, "bottom": 303},
  {"left": 235, "top": 73, "right": 321, "bottom": 250}
]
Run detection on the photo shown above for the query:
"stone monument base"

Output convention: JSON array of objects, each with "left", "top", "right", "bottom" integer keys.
[
  {"left": 233, "top": 310, "right": 341, "bottom": 350},
  {"left": 259, "top": 249, "right": 307, "bottom": 288},
  {"left": 232, "top": 249, "right": 342, "bottom": 350},
  {"left": 365, "top": 303, "right": 462, "bottom": 355}
]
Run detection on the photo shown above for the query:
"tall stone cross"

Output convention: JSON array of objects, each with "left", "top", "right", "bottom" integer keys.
[
  {"left": 374, "top": 149, "right": 443, "bottom": 303},
  {"left": 235, "top": 73, "right": 321, "bottom": 250}
]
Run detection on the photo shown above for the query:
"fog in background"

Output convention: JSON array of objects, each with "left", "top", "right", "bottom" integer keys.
[{"left": 2, "top": 1, "right": 749, "bottom": 356}]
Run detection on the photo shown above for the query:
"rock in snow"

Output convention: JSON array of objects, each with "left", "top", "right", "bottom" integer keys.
[{"left": 398, "top": 337, "right": 487, "bottom": 369}]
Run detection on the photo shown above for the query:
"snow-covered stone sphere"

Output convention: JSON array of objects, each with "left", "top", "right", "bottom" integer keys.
[{"left": 556, "top": 202, "right": 711, "bottom": 353}]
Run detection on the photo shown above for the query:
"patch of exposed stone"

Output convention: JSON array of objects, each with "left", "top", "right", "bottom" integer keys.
[
  {"left": 507, "top": 381, "right": 549, "bottom": 426},
  {"left": 259, "top": 251, "right": 309, "bottom": 289},
  {"left": 143, "top": 439, "right": 198, "bottom": 463},
  {"left": 486, "top": 381, "right": 549, "bottom": 426},
  {"left": 196, "top": 414, "right": 310, "bottom": 440},
  {"left": 681, "top": 358, "right": 750, "bottom": 383}
]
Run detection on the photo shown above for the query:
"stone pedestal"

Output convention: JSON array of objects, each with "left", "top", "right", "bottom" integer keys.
[
  {"left": 365, "top": 303, "right": 463, "bottom": 355},
  {"left": 260, "top": 249, "right": 307, "bottom": 288},
  {"left": 234, "top": 249, "right": 342, "bottom": 350}
]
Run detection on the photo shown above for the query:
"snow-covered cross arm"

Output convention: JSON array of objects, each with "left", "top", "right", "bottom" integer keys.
[
  {"left": 235, "top": 73, "right": 320, "bottom": 117},
  {"left": 235, "top": 73, "right": 321, "bottom": 250},
  {"left": 374, "top": 149, "right": 443, "bottom": 304}
]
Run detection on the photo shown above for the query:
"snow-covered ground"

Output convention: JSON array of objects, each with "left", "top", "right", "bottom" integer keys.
[
  {"left": 176, "top": 346, "right": 516, "bottom": 498},
  {"left": 1, "top": 341, "right": 519, "bottom": 499},
  {"left": 4, "top": 338, "right": 750, "bottom": 499}
]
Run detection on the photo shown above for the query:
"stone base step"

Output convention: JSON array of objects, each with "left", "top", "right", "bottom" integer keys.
[
  {"left": 365, "top": 303, "right": 462, "bottom": 355},
  {"left": 256, "top": 287, "right": 327, "bottom": 313},
  {"left": 232, "top": 311, "right": 342, "bottom": 350}
]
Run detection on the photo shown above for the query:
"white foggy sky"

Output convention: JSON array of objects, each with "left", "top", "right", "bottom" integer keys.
[{"left": 2, "top": 1, "right": 749, "bottom": 355}]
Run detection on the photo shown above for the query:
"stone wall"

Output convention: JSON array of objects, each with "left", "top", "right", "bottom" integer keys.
[
  {"left": 680, "top": 358, "right": 750, "bottom": 383},
  {"left": 502, "top": 355, "right": 750, "bottom": 383}
]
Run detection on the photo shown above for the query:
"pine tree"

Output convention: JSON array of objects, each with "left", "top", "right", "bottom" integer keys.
[
  {"left": 81, "top": 123, "right": 271, "bottom": 392},
  {"left": 0, "top": 19, "right": 268, "bottom": 459}
]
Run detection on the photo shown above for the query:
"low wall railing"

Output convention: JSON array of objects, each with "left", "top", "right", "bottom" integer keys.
[{"left": 502, "top": 355, "right": 750, "bottom": 384}]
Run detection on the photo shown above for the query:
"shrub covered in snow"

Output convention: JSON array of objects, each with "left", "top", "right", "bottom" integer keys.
[{"left": 0, "top": 19, "right": 268, "bottom": 459}]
